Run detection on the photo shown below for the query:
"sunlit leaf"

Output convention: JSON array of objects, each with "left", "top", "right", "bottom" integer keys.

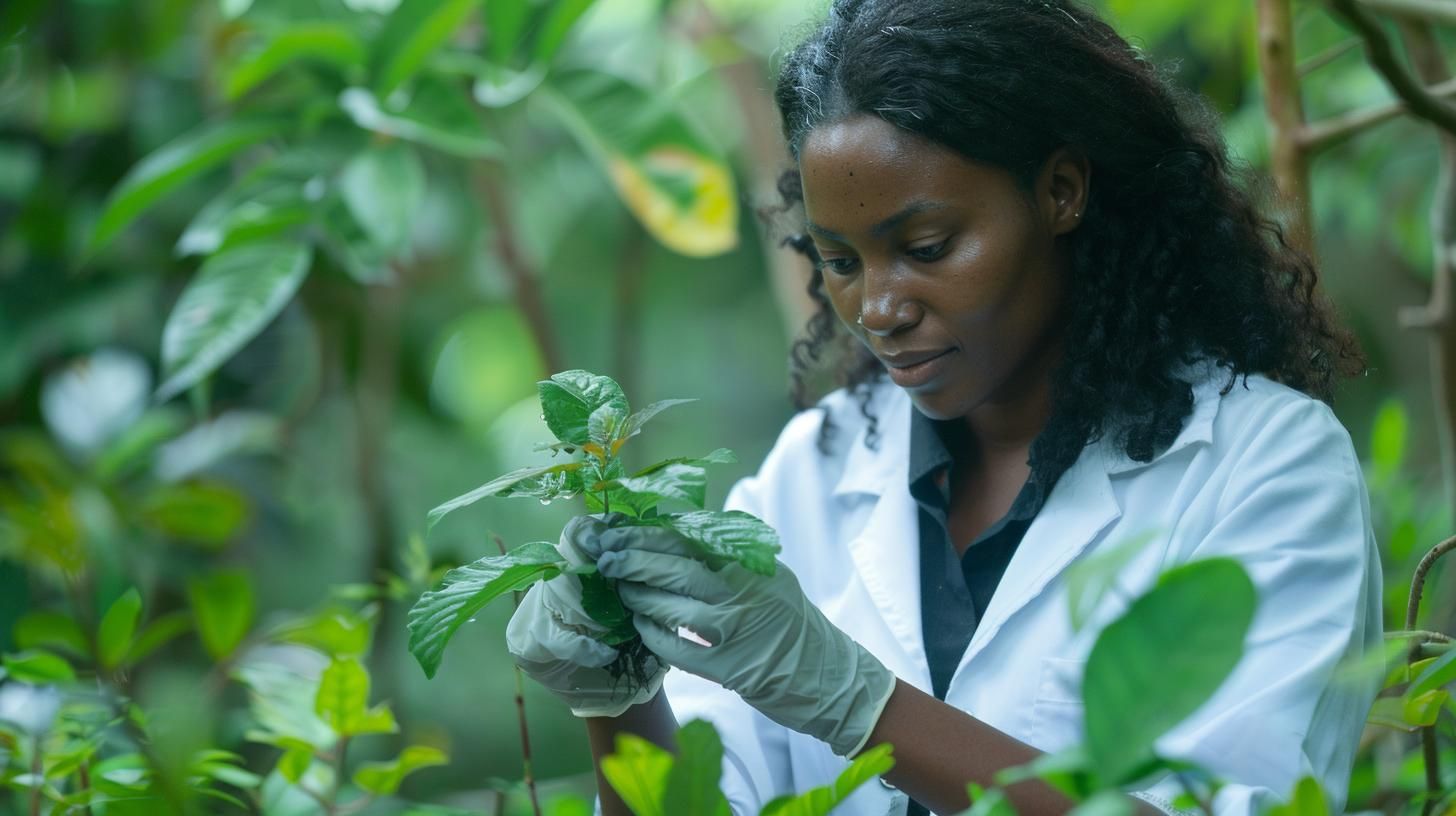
[
  {"left": 406, "top": 541, "right": 566, "bottom": 678},
  {"left": 188, "top": 569, "right": 255, "bottom": 660},
  {"left": 759, "top": 744, "right": 894, "bottom": 816},
  {"left": 315, "top": 656, "right": 397, "bottom": 737},
  {"left": 600, "top": 734, "right": 672, "bottom": 816},
  {"left": 352, "top": 745, "right": 448, "bottom": 795},
  {"left": 1410, "top": 647, "right": 1456, "bottom": 696},
  {"left": 89, "top": 119, "right": 286, "bottom": 256},
  {"left": 539, "top": 70, "right": 737, "bottom": 257},
  {"left": 2, "top": 650, "right": 75, "bottom": 684},
  {"left": 661, "top": 720, "right": 729, "bottom": 816},
  {"left": 1083, "top": 558, "right": 1256, "bottom": 785},
  {"left": 155, "top": 241, "right": 312, "bottom": 402},
  {"left": 225, "top": 23, "right": 366, "bottom": 101},
  {"left": 1370, "top": 399, "right": 1407, "bottom": 479},
  {"left": 97, "top": 588, "right": 143, "bottom": 670},
  {"left": 372, "top": 0, "right": 477, "bottom": 96},
  {"left": 1264, "top": 776, "right": 1330, "bottom": 816}
]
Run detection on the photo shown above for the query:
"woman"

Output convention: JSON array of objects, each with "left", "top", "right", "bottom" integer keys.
[{"left": 506, "top": 1, "right": 1383, "bottom": 814}]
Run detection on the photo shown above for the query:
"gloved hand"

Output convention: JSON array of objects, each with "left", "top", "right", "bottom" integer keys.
[
  {"left": 596, "top": 527, "right": 897, "bottom": 757},
  {"left": 505, "top": 515, "right": 667, "bottom": 718}
]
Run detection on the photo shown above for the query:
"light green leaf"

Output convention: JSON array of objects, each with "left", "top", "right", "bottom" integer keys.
[
  {"left": 125, "top": 611, "right": 193, "bottom": 666},
  {"left": 1067, "top": 791, "right": 1134, "bottom": 816},
  {"left": 271, "top": 607, "right": 372, "bottom": 658},
  {"left": 339, "top": 82, "right": 502, "bottom": 159},
  {"left": 188, "top": 569, "right": 255, "bottom": 660},
  {"left": 13, "top": 611, "right": 89, "bottom": 657},
  {"left": 662, "top": 720, "right": 729, "bottom": 816},
  {"left": 155, "top": 241, "right": 313, "bottom": 402},
  {"left": 1083, "top": 558, "right": 1256, "bottom": 785},
  {"left": 1063, "top": 530, "right": 1157, "bottom": 631},
  {"left": 956, "top": 784, "right": 1016, "bottom": 816},
  {"left": 1370, "top": 399, "right": 1407, "bottom": 478},
  {"left": 225, "top": 23, "right": 366, "bottom": 101},
  {"left": 531, "top": 0, "right": 600, "bottom": 65},
  {"left": 2, "top": 650, "right": 75, "bottom": 683},
  {"left": 406, "top": 541, "right": 566, "bottom": 678},
  {"left": 600, "top": 734, "right": 672, "bottom": 816},
  {"left": 1411, "top": 646, "right": 1456, "bottom": 696},
  {"left": 613, "top": 463, "right": 707, "bottom": 510},
  {"left": 633, "top": 448, "right": 736, "bottom": 477},
  {"left": 97, "top": 588, "right": 143, "bottom": 670},
  {"left": 234, "top": 656, "right": 336, "bottom": 749},
  {"left": 538, "top": 370, "right": 630, "bottom": 447},
  {"left": 88, "top": 118, "right": 286, "bottom": 256},
  {"left": 539, "top": 70, "right": 738, "bottom": 257},
  {"left": 315, "top": 656, "right": 397, "bottom": 737},
  {"left": 426, "top": 461, "right": 585, "bottom": 531},
  {"left": 1264, "top": 776, "right": 1330, "bottom": 816},
  {"left": 653, "top": 510, "right": 780, "bottom": 576},
  {"left": 992, "top": 746, "right": 1091, "bottom": 799},
  {"left": 1403, "top": 688, "right": 1449, "bottom": 727},
  {"left": 340, "top": 142, "right": 425, "bottom": 252},
  {"left": 760, "top": 744, "right": 895, "bottom": 816},
  {"left": 484, "top": 0, "right": 531, "bottom": 63},
  {"left": 352, "top": 745, "right": 448, "bottom": 795},
  {"left": 372, "top": 0, "right": 477, "bottom": 96},
  {"left": 277, "top": 743, "right": 312, "bottom": 783},
  {"left": 621, "top": 399, "right": 697, "bottom": 441}
]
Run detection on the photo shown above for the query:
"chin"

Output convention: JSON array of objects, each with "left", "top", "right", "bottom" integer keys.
[{"left": 906, "top": 389, "right": 972, "bottom": 422}]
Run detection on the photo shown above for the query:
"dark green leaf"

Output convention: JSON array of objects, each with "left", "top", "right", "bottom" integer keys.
[
  {"left": 125, "top": 611, "right": 193, "bottom": 666},
  {"left": 89, "top": 119, "right": 286, "bottom": 256},
  {"left": 653, "top": 510, "right": 780, "bottom": 576},
  {"left": 538, "top": 370, "right": 629, "bottom": 446},
  {"left": 579, "top": 572, "right": 635, "bottom": 645},
  {"left": 612, "top": 463, "right": 707, "bottom": 510},
  {"left": 97, "top": 588, "right": 143, "bottom": 670},
  {"left": 1083, "top": 558, "right": 1256, "bottom": 785},
  {"left": 407, "top": 541, "right": 566, "bottom": 678},
  {"left": 759, "top": 744, "right": 894, "bottom": 816},
  {"left": 224, "top": 23, "right": 366, "bottom": 101},
  {"left": 426, "top": 461, "right": 585, "bottom": 531},
  {"left": 2, "top": 649, "right": 75, "bottom": 683},
  {"left": 485, "top": 0, "right": 532, "bottom": 63},
  {"left": 662, "top": 720, "right": 729, "bottom": 816},
  {"left": 340, "top": 142, "right": 425, "bottom": 252},
  {"left": 352, "top": 745, "right": 448, "bottom": 795},
  {"left": 531, "top": 0, "right": 600, "bottom": 65},
  {"left": 13, "top": 611, "right": 89, "bottom": 657},
  {"left": 372, "top": 0, "right": 478, "bottom": 96},
  {"left": 339, "top": 81, "right": 502, "bottom": 159},
  {"left": 155, "top": 241, "right": 313, "bottom": 402},
  {"left": 188, "top": 569, "right": 255, "bottom": 660}
]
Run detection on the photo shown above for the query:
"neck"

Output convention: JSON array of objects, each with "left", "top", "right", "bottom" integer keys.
[{"left": 954, "top": 331, "right": 1063, "bottom": 465}]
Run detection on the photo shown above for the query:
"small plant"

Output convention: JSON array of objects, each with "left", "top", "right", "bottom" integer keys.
[{"left": 406, "top": 370, "right": 782, "bottom": 685}]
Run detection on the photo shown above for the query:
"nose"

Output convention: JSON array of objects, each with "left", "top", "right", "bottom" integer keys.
[{"left": 857, "top": 265, "right": 921, "bottom": 337}]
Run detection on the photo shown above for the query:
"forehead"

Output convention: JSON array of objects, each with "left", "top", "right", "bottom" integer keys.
[{"left": 798, "top": 115, "right": 1015, "bottom": 230}]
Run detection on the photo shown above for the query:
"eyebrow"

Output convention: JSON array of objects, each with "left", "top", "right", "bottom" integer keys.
[{"left": 806, "top": 201, "right": 950, "bottom": 243}]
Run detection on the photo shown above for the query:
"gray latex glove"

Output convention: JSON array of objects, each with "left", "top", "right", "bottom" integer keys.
[
  {"left": 505, "top": 515, "right": 666, "bottom": 718},
  {"left": 596, "top": 527, "right": 897, "bottom": 757}
]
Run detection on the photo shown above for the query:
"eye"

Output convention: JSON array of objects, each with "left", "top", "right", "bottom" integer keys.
[
  {"left": 815, "top": 256, "right": 860, "bottom": 276},
  {"left": 907, "top": 239, "right": 948, "bottom": 262}
]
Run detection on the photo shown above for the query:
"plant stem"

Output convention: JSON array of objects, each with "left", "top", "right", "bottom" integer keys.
[
  {"left": 496, "top": 534, "right": 544, "bottom": 816},
  {"left": 78, "top": 760, "right": 94, "bottom": 816},
  {"left": 326, "top": 736, "right": 350, "bottom": 815},
  {"left": 29, "top": 735, "right": 40, "bottom": 816}
]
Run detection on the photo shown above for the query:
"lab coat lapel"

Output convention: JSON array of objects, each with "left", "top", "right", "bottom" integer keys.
[{"left": 957, "top": 440, "right": 1123, "bottom": 669}]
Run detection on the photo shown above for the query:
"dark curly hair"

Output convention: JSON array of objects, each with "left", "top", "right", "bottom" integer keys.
[{"left": 769, "top": 0, "right": 1365, "bottom": 483}]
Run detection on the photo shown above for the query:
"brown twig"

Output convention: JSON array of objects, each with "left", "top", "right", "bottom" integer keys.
[
  {"left": 495, "top": 533, "right": 543, "bottom": 816},
  {"left": 1326, "top": 0, "right": 1456, "bottom": 136},
  {"left": 473, "top": 169, "right": 564, "bottom": 376},
  {"left": 1406, "top": 535, "right": 1456, "bottom": 630},
  {"left": 1301, "top": 76, "right": 1456, "bottom": 153},
  {"left": 1257, "top": 0, "right": 1315, "bottom": 253}
]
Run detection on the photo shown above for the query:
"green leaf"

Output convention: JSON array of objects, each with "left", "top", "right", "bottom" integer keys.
[
  {"left": 612, "top": 463, "right": 707, "bottom": 510},
  {"left": 579, "top": 572, "right": 635, "bottom": 645},
  {"left": 176, "top": 176, "right": 312, "bottom": 258},
  {"left": 352, "top": 745, "right": 448, "bottom": 795},
  {"left": 88, "top": 118, "right": 286, "bottom": 256},
  {"left": 426, "top": 461, "right": 585, "bottom": 531},
  {"left": 155, "top": 241, "right": 313, "bottom": 402},
  {"left": 13, "top": 611, "right": 89, "bottom": 657},
  {"left": 1370, "top": 399, "right": 1407, "bottom": 478},
  {"left": 372, "top": 0, "right": 477, "bottom": 96},
  {"left": 1411, "top": 646, "right": 1456, "bottom": 696},
  {"left": 340, "top": 142, "right": 425, "bottom": 252},
  {"left": 531, "top": 0, "right": 600, "bottom": 65},
  {"left": 538, "top": 371, "right": 629, "bottom": 447},
  {"left": 1264, "top": 776, "right": 1330, "bottom": 816},
  {"left": 957, "top": 784, "right": 1016, "bottom": 816},
  {"left": 1403, "top": 688, "right": 1449, "bottom": 727},
  {"left": 188, "top": 569, "right": 255, "bottom": 660},
  {"left": 1067, "top": 790, "right": 1134, "bottom": 816},
  {"left": 662, "top": 720, "right": 729, "bottom": 816},
  {"left": 315, "top": 656, "right": 398, "bottom": 737},
  {"left": 2, "top": 649, "right": 75, "bottom": 683},
  {"left": 277, "top": 743, "right": 312, "bottom": 783},
  {"left": 588, "top": 401, "right": 628, "bottom": 447},
  {"left": 1063, "top": 530, "right": 1157, "bottom": 631},
  {"left": 538, "top": 70, "right": 738, "bottom": 257},
  {"left": 139, "top": 481, "right": 249, "bottom": 547},
  {"left": 1082, "top": 558, "right": 1256, "bottom": 785},
  {"left": 484, "top": 0, "right": 532, "bottom": 63},
  {"left": 97, "top": 588, "right": 143, "bottom": 670},
  {"left": 992, "top": 746, "right": 1092, "bottom": 800},
  {"left": 634, "top": 448, "right": 737, "bottom": 477},
  {"left": 125, "top": 611, "right": 193, "bottom": 666},
  {"left": 339, "top": 81, "right": 502, "bottom": 159},
  {"left": 652, "top": 510, "right": 781, "bottom": 576},
  {"left": 620, "top": 399, "right": 696, "bottom": 441},
  {"left": 271, "top": 607, "right": 372, "bottom": 658},
  {"left": 406, "top": 541, "right": 566, "bottom": 678},
  {"left": 224, "top": 23, "right": 366, "bottom": 101},
  {"left": 600, "top": 734, "right": 672, "bottom": 816},
  {"left": 759, "top": 744, "right": 894, "bottom": 816}
]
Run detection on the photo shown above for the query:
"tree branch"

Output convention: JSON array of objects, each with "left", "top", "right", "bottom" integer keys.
[
  {"left": 1257, "top": 0, "right": 1315, "bottom": 253},
  {"left": 1326, "top": 0, "right": 1456, "bottom": 137},
  {"left": 1301, "top": 76, "right": 1456, "bottom": 153},
  {"left": 1298, "top": 37, "right": 1361, "bottom": 77},
  {"left": 1361, "top": 0, "right": 1456, "bottom": 27}
]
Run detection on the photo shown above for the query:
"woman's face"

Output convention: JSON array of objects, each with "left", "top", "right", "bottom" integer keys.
[{"left": 799, "top": 114, "right": 1086, "bottom": 422}]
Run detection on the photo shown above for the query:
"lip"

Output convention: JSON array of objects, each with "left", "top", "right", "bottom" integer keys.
[{"left": 881, "top": 348, "right": 955, "bottom": 388}]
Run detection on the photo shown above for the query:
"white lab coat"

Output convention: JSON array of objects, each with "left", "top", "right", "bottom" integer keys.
[{"left": 664, "top": 364, "right": 1383, "bottom": 816}]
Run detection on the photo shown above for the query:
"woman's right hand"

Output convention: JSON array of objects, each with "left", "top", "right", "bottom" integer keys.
[{"left": 505, "top": 515, "right": 666, "bottom": 718}]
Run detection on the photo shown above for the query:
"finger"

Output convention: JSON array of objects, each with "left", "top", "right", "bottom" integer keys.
[
  {"left": 598, "top": 550, "right": 731, "bottom": 602},
  {"left": 558, "top": 514, "right": 612, "bottom": 567},
  {"left": 506, "top": 590, "right": 617, "bottom": 668},
  {"left": 614, "top": 581, "right": 726, "bottom": 644},
  {"left": 632, "top": 613, "right": 709, "bottom": 669},
  {"left": 597, "top": 524, "right": 699, "bottom": 558}
]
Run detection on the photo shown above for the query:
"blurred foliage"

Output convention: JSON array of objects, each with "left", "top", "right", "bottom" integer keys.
[{"left": 0, "top": 0, "right": 1454, "bottom": 813}]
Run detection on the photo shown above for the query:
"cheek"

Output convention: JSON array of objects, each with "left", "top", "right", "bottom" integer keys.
[{"left": 822, "top": 276, "right": 860, "bottom": 323}]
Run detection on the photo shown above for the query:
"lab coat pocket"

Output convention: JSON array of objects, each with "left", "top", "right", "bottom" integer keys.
[{"left": 1028, "top": 657, "right": 1086, "bottom": 749}]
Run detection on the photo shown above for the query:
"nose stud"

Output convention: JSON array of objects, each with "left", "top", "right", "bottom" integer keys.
[{"left": 856, "top": 312, "right": 865, "bottom": 326}]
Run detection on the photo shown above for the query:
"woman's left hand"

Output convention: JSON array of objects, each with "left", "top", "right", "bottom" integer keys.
[{"left": 596, "top": 527, "right": 896, "bottom": 757}]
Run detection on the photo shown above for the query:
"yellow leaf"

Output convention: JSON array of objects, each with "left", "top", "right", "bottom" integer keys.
[{"left": 606, "top": 146, "right": 737, "bottom": 258}]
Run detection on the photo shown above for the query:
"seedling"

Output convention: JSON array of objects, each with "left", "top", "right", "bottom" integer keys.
[{"left": 406, "top": 370, "right": 782, "bottom": 686}]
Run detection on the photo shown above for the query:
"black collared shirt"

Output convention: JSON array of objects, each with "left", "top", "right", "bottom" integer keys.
[{"left": 905, "top": 407, "right": 1063, "bottom": 816}]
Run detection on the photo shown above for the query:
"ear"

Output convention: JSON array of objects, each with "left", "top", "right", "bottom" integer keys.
[{"left": 1036, "top": 147, "right": 1091, "bottom": 237}]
